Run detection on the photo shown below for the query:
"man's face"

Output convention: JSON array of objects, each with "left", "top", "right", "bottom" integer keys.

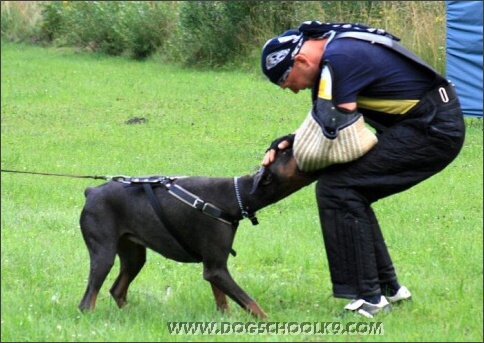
[{"left": 278, "top": 54, "right": 319, "bottom": 94}]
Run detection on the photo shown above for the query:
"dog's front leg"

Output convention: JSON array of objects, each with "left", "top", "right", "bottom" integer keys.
[
  {"left": 203, "top": 265, "right": 267, "bottom": 319},
  {"left": 210, "top": 282, "right": 230, "bottom": 314}
]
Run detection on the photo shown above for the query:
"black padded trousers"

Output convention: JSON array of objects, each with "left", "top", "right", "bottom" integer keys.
[{"left": 315, "top": 85, "right": 466, "bottom": 299}]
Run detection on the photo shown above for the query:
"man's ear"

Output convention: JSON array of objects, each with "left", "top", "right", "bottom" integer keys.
[{"left": 294, "top": 53, "right": 310, "bottom": 67}]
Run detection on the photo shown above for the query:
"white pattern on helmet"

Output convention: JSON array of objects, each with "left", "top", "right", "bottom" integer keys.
[
  {"left": 278, "top": 34, "right": 301, "bottom": 43},
  {"left": 265, "top": 48, "right": 290, "bottom": 70}
]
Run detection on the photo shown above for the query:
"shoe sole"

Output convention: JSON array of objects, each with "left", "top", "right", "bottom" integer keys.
[
  {"left": 387, "top": 286, "right": 412, "bottom": 303},
  {"left": 388, "top": 295, "right": 412, "bottom": 303},
  {"left": 349, "top": 302, "right": 392, "bottom": 318}
]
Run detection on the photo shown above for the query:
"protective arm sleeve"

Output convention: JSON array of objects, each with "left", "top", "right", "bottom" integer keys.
[{"left": 312, "top": 63, "right": 361, "bottom": 139}]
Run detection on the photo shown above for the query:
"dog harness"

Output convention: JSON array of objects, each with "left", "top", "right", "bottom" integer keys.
[{"left": 111, "top": 175, "right": 260, "bottom": 259}]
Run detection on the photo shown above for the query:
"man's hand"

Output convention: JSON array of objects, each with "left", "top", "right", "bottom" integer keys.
[{"left": 262, "top": 134, "right": 295, "bottom": 166}]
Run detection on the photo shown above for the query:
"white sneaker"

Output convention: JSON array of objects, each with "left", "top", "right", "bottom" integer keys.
[
  {"left": 344, "top": 296, "right": 391, "bottom": 318},
  {"left": 387, "top": 286, "right": 412, "bottom": 303}
]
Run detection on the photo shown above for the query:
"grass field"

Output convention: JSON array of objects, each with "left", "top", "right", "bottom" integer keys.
[{"left": 1, "top": 40, "right": 482, "bottom": 342}]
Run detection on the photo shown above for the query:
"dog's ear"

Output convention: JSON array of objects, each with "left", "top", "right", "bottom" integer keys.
[{"left": 250, "top": 166, "right": 273, "bottom": 194}]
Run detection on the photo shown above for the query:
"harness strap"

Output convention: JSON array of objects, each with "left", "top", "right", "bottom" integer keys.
[
  {"left": 144, "top": 183, "right": 237, "bottom": 258},
  {"left": 117, "top": 176, "right": 238, "bottom": 258},
  {"left": 165, "top": 182, "right": 237, "bottom": 226},
  {"left": 162, "top": 181, "right": 237, "bottom": 257},
  {"left": 114, "top": 176, "right": 239, "bottom": 227},
  {"left": 405, "top": 82, "right": 458, "bottom": 122},
  {"left": 143, "top": 183, "right": 202, "bottom": 261}
]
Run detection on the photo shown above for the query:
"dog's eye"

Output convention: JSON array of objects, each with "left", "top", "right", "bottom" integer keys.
[
  {"left": 262, "top": 173, "right": 272, "bottom": 185},
  {"left": 281, "top": 148, "right": 292, "bottom": 156}
]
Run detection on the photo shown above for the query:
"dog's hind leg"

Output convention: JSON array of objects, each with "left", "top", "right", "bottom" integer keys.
[
  {"left": 210, "top": 282, "right": 230, "bottom": 315},
  {"left": 78, "top": 238, "right": 117, "bottom": 311},
  {"left": 109, "top": 235, "right": 147, "bottom": 308}
]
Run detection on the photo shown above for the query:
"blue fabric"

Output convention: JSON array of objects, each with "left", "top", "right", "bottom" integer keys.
[
  {"left": 446, "top": 1, "right": 483, "bottom": 117},
  {"left": 323, "top": 39, "right": 436, "bottom": 104}
]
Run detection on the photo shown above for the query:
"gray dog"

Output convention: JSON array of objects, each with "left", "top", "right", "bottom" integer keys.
[{"left": 78, "top": 148, "right": 317, "bottom": 319}]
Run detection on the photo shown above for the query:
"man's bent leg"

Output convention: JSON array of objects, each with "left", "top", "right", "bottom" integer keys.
[{"left": 316, "top": 186, "right": 382, "bottom": 299}]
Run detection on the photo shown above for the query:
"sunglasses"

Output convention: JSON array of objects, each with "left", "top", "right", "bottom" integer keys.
[{"left": 277, "top": 67, "right": 292, "bottom": 86}]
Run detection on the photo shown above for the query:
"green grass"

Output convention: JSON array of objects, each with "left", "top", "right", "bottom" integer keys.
[{"left": 1, "top": 40, "right": 483, "bottom": 342}]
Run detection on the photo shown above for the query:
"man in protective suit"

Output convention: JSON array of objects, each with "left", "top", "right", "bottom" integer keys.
[{"left": 260, "top": 21, "right": 465, "bottom": 318}]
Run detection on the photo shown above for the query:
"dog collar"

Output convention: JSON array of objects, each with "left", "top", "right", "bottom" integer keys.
[{"left": 233, "top": 177, "right": 259, "bottom": 225}]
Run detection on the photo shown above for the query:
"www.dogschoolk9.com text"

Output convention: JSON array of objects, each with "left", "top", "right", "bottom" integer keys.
[{"left": 167, "top": 321, "right": 384, "bottom": 335}]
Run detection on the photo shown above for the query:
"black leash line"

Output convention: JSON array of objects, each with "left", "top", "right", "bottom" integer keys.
[{"left": 1, "top": 169, "right": 110, "bottom": 180}]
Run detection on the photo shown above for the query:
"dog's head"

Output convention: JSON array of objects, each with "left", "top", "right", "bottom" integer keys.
[{"left": 250, "top": 148, "right": 318, "bottom": 202}]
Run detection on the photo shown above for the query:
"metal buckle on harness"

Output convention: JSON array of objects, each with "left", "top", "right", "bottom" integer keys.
[
  {"left": 193, "top": 198, "right": 205, "bottom": 210},
  {"left": 438, "top": 87, "right": 449, "bottom": 103}
]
